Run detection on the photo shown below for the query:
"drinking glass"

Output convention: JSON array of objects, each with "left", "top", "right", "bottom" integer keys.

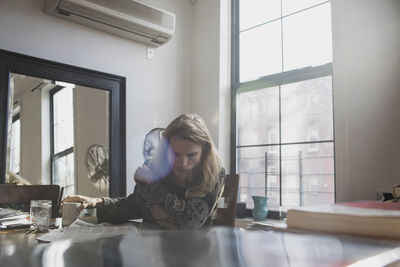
[{"left": 30, "top": 200, "right": 52, "bottom": 232}]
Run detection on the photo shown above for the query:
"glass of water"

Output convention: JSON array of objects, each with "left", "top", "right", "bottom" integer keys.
[{"left": 30, "top": 200, "right": 52, "bottom": 232}]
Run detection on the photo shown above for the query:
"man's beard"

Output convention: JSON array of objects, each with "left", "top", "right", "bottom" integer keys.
[
  {"left": 172, "top": 165, "right": 201, "bottom": 187},
  {"left": 172, "top": 169, "right": 193, "bottom": 187}
]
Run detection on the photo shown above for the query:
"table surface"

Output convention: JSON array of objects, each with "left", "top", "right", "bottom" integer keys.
[
  {"left": 0, "top": 217, "right": 63, "bottom": 245},
  {"left": 2, "top": 218, "right": 400, "bottom": 267},
  {"left": 0, "top": 228, "right": 38, "bottom": 247}
]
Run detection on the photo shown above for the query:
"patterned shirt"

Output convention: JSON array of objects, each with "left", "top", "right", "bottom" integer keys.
[{"left": 96, "top": 168, "right": 226, "bottom": 229}]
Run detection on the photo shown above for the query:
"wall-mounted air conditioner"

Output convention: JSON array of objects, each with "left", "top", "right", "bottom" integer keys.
[{"left": 44, "top": 0, "right": 175, "bottom": 47}]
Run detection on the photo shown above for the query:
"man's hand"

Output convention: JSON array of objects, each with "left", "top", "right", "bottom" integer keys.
[
  {"left": 62, "top": 195, "right": 102, "bottom": 211},
  {"left": 134, "top": 165, "right": 158, "bottom": 184}
]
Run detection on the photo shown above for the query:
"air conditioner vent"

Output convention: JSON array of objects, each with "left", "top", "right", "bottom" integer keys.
[
  {"left": 44, "top": 0, "right": 175, "bottom": 47},
  {"left": 58, "top": 10, "right": 71, "bottom": 16}
]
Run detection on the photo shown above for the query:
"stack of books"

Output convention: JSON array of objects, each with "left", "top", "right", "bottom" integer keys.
[{"left": 0, "top": 207, "right": 31, "bottom": 230}]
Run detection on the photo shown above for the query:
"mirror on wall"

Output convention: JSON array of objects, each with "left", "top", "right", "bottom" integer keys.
[
  {"left": 7, "top": 73, "right": 110, "bottom": 197},
  {"left": 0, "top": 49, "right": 126, "bottom": 198}
]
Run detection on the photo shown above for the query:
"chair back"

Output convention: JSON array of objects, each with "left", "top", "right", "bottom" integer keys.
[
  {"left": 0, "top": 184, "right": 63, "bottom": 218},
  {"left": 213, "top": 174, "right": 239, "bottom": 227}
]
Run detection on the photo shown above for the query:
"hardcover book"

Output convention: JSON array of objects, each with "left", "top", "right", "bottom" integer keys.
[{"left": 286, "top": 201, "right": 400, "bottom": 239}]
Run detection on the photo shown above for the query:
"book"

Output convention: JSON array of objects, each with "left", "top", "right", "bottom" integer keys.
[
  {"left": 246, "top": 219, "right": 288, "bottom": 231},
  {"left": 286, "top": 201, "right": 400, "bottom": 240}
]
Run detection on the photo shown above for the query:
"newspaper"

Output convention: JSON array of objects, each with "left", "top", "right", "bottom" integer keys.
[{"left": 36, "top": 218, "right": 137, "bottom": 243}]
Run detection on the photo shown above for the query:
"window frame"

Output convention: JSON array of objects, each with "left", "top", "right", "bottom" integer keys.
[
  {"left": 231, "top": 0, "right": 335, "bottom": 218},
  {"left": 9, "top": 112, "right": 21, "bottom": 174},
  {"left": 49, "top": 85, "right": 75, "bottom": 193}
]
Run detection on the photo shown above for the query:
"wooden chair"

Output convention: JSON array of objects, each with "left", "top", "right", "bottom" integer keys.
[
  {"left": 0, "top": 184, "right": 63, "bottom": 218},
  {"left": 213, "top": 174, "right": 239, "bottom": 227}
]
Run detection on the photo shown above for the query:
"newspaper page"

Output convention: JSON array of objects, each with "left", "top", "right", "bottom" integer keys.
[{"left": 37, "top": 218, "right": 137, "bottom": 243}]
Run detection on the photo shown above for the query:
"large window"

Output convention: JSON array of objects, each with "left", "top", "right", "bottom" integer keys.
[
  {"left": 233, "top": 0, "right": 334, "bottom": 213},
  {"left": 50, "top": 83, "right": 75, "bottom": 197}
]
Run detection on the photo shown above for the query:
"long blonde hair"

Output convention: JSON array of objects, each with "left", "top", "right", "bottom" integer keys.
[{"left": 157, "top": 113, "right": 221, "bottom": 198}]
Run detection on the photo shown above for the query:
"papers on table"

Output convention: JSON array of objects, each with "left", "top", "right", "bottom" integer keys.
[
  {"left": 0, "top": 207, "right": 28, "bottom": 221},
  {"left": 0, "top": 217, "right": 31, "bottom": 228},
  {"left": 0, "top": 208, "right": 31, "bottom": 229},
  {"left": 128, "top": 218, "right": 143, "bottom": 223},
  {"left": 37, "top": 218, "right": 137, "bottom": 243}
]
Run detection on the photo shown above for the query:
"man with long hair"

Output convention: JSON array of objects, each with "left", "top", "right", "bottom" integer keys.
[{"left": 63, "top": 114, "right": 225, "bottom": 229}]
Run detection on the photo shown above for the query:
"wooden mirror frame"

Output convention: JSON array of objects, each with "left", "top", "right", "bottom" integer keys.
[{"left": 0, "top": 49, "right": 126, "bottom": 197}]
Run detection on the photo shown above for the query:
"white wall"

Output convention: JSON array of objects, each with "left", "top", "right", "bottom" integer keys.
[
  {"left": 0, "top": 0, "right": 194, "bottom": 195},
  {"left": 191, "top": 0, "right": 220, "bottom": 141},
  {"left": 332, "top": 0, "right": 400, "bottom": 201},
  {"left": 191, "top": 0, "right": 231, "bottom": 171},
  {"left": 16, "top": 83, "right": 42, "bottom": 184},
  {"left": 74, "top": 86, "right": 109, "bottom": 197}
]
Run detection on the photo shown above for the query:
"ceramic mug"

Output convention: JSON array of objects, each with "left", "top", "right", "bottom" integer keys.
[
  {"left": 62, "top": 202, "right": 81, "bottom": 226},
  {"left": 252, "top": 196, "right": 268, "bottom": 221}
]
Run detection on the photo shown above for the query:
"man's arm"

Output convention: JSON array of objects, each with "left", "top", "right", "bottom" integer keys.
[{"left": 96, "top": 193, "right": 144, "bottom": 224}]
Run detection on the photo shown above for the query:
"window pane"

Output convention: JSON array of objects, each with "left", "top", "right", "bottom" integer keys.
[
  {"left": 240, "top": 21, "right": 282, "bottom": 82},
  {"left": 237, "top": 87, "right": 279, "bottom": 146},
  {"left": 53, "top": 152, "right": 75, "bottom": 196},
  {"left": 237, "top": 146, "right": 280, "bottom": 209},
  {"left": 281, "top": 76, "right": 333, "bottom": 143},
  {"left": 281, "top": 143, "right": 334, "bottom": 209},
  {"left": 53, "top": 86, "right": 74, "bottom": 153},
  {"left": 282, "top": 0, "right": 327, "bottom": 16},
  {"left": 283, "top": 3, "right": 332, "bottom": 71},
  {"left": 9, "top": 118, "right": 21, "bottom": 174},
  {"left": 240, "top": 0, "right": 280, "bottom": 30}
]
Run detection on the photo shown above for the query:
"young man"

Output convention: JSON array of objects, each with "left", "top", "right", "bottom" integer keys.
[{"left": 63, "top": 114, "right": 225, "bottom": 229}]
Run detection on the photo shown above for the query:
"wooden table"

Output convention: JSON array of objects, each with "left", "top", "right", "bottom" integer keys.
[
  {"left": 0, "top": 218, "right": 62, "bottom": 248},
  {"left": 0, "top": 228, "right": 39, "bottom": 247}
]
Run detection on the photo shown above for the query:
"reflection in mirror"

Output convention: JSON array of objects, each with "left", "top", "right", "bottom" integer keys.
[{"left": 6, "top": 73, "right": 110, "bottom": 198}]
